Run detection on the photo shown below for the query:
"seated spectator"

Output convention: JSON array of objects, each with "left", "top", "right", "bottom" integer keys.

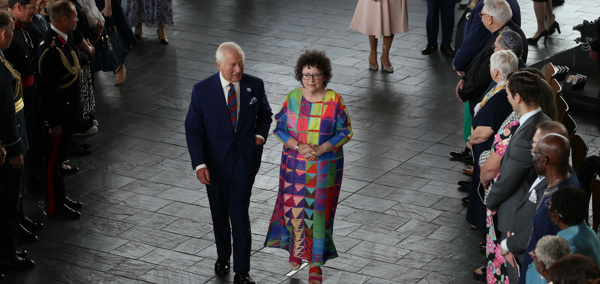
[
  {"left": 530, "top": 235, "right": 571, "bottom": 282},
  {"left": 550, "top": 186, "right": 600, "bottom": 266},
  {"left": 548, "top": 254, "right": 600, "bottom": 284}
]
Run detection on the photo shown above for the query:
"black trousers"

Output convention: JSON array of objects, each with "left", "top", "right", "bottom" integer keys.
[
  {"left": 0, "top": 163, "right": 21, "bottom": 259},
  {"left": 44, "top": 126, "right": 73, "bottom": 214},
  {"left": 206, "top": 167, "right": 254, "bottom": 272}
]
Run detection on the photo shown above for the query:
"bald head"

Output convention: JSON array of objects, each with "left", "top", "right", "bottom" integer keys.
[{"left": 537, "top": 133, "right": 570, "bottom": 171}]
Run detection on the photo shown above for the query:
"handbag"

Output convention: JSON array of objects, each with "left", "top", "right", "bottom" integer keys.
[{"left": 93, "top": 16, "right": 128, "bottom": 73}]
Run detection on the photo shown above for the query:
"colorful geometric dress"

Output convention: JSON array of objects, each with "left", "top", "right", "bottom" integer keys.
[{"left": 264, "top": 88, "right": 353, "bottom": 266}]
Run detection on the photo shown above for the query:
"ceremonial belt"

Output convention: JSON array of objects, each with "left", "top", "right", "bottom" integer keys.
[
  {"left": 22, "top": 75, "right": 34, "bottom": 88},
  {"left": 0, "top": 56, "right": 24, "bottom": 113}
]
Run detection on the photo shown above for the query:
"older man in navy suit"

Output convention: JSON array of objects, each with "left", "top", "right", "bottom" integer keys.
[{"left": 185, "top": 42, "right": 272, "bottom": 284}]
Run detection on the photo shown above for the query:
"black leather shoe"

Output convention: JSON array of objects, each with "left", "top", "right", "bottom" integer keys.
[
  {"left": 0, "top": 255, "right": 34, "bottom": 270},
  {"left": 18, "top": 224, "right": 38, "bottom": 242},
  {"left": 54, "top": 204, "right": 81, "bottom": 219},
  {"left": 61, "top": 163, "right": 79, "bottom": 175},
  {"left": 15, "top": 249, "right": 28, "bottom": 258},
  {"left": 440, "top": 43, "right": 456, "bottom": 57},
  {"left": 421, "top": 44, "right": 437, "bottom": 55},
  {"left": 450, "top": 147, "right": 471, "bottom": 159},
  {"left": 214, "top": 259, "right": 230, "bottom": 277},
  {"left": 458, "top": 179, "right": 471, "bottom": 188},
  {"left": 234, "top": 272, "right": 256, "bottom": 284},
  {"left": 64, "top": 196, "right": 83, "bottom": 210},
  {"left": 21, "top": 216, "right": 43, "bottom": 231}
]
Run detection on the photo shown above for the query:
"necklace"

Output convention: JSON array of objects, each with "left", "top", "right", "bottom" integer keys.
[{"left": 547, "top": 173, "right": 569, "bottom": 188}]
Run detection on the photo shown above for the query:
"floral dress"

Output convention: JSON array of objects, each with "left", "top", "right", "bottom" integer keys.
[
  {"left": 264, "top": 88, "right": 353, "bottom": 265},
  {"left": 122, "top": 0, "right": 173, "bottom": 27},
  {"left": 484, "top": 111, "right": 520, "bottom": 284}
]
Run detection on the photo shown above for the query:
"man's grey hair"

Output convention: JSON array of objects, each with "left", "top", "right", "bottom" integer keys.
[
  {"left": 483, "top": 0, "right": 513, "bottom": 23},
  {"left": 498, "top": 29, "right": 523, "bottom": 58},
  {"left": 490, "top": 49, "right": 518, "bottom": 80},
  {"left": 0, "top": 11, "right": 12, "bottom": 31},
  {"left": 535, "top": 235, "right": 571, "bottom": 270},
  {"left": 216, "top": 42, "right": 245, "bottom": 65}
]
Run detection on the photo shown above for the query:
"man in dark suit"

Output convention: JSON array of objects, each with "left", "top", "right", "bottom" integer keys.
[
  {"left": 0, "top": 9, "right": 35, "bottom": 270},
  {"left": 486, "top": 71, "right": 551, "bottom": 278},
  {"left": 185, "top": 42, "right": 273, "bottom": 284},
  {"left": 37, "top": 1, "right": 83, "bottom": 218},
  {"left": 498, "top": 121, "right": 568, "bottom": 279}
]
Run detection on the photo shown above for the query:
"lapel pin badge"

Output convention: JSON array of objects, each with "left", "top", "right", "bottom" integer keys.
[
  {"left": 246, "top": 87, "right": 252, "bottom": 92},
  {"left": 249, "top": 97, "right": 257, "bottom": 105}
]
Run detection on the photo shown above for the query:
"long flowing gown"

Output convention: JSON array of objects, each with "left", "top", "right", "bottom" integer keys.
[{"left": 264, "top": 88, "right": 353, "bottom": 266}]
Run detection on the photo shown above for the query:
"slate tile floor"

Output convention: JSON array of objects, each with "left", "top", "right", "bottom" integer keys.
[{"left": 5, "top": 0, "right": 600, "bottom": 283}]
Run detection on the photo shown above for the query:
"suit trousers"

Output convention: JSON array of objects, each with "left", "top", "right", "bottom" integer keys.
[
  {"left": 426, "top": 0, "right": 455, "bottom": 44},
  {"left": 44, "top": 126, "right": 73, "bottom": 214},
  {"left": 0, "top": 163, "right": 21, "bottom": 259},
  {"left": 206, "top": 157, "right": 254, "bottom": 272}
]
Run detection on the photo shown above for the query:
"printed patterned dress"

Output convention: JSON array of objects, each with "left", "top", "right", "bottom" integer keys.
[
  {"left": 484, "top": 112, "right": 520, "bottom": 284},
  {"left": 122, "top": 0, "right": 174, "bottom": 27},
  {"left": 265, "top": 88, "right": 353, "bottom": 266}
]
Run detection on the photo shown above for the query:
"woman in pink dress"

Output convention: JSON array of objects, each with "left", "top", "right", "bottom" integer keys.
[{"left": 350, "top": 0, "right": 408, "bottom": 73}]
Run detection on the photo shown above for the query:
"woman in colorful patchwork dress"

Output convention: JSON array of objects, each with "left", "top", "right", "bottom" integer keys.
[{"left": 265, "top": 50, "right": 353, "bottom": 284}]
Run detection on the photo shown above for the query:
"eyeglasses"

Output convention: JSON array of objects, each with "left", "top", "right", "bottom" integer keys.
[
  {"left": 532, "top": 151, "right": 544, "bottom": 157},
  {"left": 302, "top": 73, "right": 323, "bottom": 80},
  {"left": 491, "top": 44, "right": 501, "bottom": 51},
  {"left": 479, "top": 12, "right": 492, "bottom": 18},
  {"left": 545, "top": 197, "right": 564, "bottom": 219},
  {"left": 529, "top": 250, "right": 536, "bottom": 259},
  {"left": 530, "top": 140, "right": 538, "bottom": 146}
]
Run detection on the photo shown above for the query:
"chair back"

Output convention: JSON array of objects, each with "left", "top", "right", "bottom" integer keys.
[
  {"left": 572, "top": 134, "right": 588, "bottom": 173},
  {"left": 555, "top": 95, "right": 569, "bottom": 122},
  {"left": 543, "top": 62, "right": 557, "bottom": 83},
  {"left": 561, "top": 114, "right": 577, "bottom": 142},
  {"left": 550, "top": 78, "right": 562, "bottom": 100}
]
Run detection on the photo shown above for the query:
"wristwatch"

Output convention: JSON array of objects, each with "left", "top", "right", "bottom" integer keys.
[{"left": 294, "top": 144, "right": 299, "bottom": 151}]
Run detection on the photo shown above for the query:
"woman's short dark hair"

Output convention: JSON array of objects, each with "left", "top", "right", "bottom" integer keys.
[
  {"left": 550, "top": 186, "right": 587, "bottom": 226},
  {"left": 294, "top": 50, "right": 332, "bottom": 87},
  {"left": 548, "top": 254, "right": 600, "bottom": 284}
]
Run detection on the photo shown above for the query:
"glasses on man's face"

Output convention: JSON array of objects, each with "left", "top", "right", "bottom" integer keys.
[
  {"left": 302, "top": 73, "right": 323, "bottom": 80},
  {"left": 479, "top": 12, "right": 492, "bottom": 18},
  {"left": 529, "top": 250, "right": 536, "bottom": 259}
]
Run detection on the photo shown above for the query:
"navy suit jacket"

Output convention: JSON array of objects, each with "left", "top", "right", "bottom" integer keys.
[{"left": 185, "top": 72, "right": 273, "bottom": 181}]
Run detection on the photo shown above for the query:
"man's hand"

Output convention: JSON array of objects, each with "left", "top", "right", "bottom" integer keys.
[
  {"left": 255, "top": 137, "right": 264, "bottom": 145},
  {"left": 455, "top": 79, "right": 465, "bottom": 102},
  {"left": 49, "top": 126, "right": 61, "bottom": 136},
  {"left": 196, "top": 168, "right": 210, "bottom": 185},
  {"left": 504, "top": 251, "right": 516, "bottom": 268},
  {"left": 9, "top": 154, "right": 24, "bottom": 169}
]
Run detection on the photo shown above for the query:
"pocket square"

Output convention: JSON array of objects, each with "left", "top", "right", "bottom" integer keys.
[{"left": 249, "top": 97, "right": 257, "bottom": 105}]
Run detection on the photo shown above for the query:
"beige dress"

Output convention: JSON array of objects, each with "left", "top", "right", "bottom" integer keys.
[{"left": 350, "top": 0, "right": 408, "bottom": 38}]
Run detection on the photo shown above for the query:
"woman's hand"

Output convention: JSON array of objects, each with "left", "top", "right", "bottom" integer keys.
[
  {"left": 298, "top": 143, "right": 316, "bottom": 160},
  {"left": 101, "top": 0, "right": 112, "bottom": 17},
  {"left": 310, "top": 142, "right": 333, "bottom": 157}
]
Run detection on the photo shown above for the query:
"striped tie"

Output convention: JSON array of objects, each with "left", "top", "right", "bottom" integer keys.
[{"left": 227, "top": 83, "right": 237, "bottom": 130}]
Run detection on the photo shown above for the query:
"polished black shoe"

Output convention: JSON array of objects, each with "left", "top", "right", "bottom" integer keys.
[
  {"left": 457, "top": 179, "right": 471, "bottom": 188},
  {"left": 15, "top": 249, "right": 28, "bottom": 258},
  {"left": 548, "top": 21, "right": 561, "bottom": 35},
  {"left": 458, "top": 3, "right": 468, "bottom": 9},
  {"left": 458, "top": 185, "right": 470, "bottom": 193},
  {"left": 64, "top": 196, "right": 83, "bottom": 210},
  {"left": 527, "top": 30, "right": 548, "bottom": 45},
  {"left": 421, "top": 44, "right": 437, "bottom": 55},
  {"left": 21, "top": 216, "right": 43, "bottom": 231},
  {"left": 18, "top": 224, "right": 38, "bottom": 242},
  {"left": 214, "top": 259, "right": 230, "bottom": 277},
  {"left": 440, "top": 43, "right": 456, "bottom": 57},
  {"left": 54, "top": 204, "right": 81, "bottom": 219},
  {"left": 450, "top": 147, "right": 471, "bottom": 159},
  {"left": 473, "top": 265, "right": 486, "bottom": 282},
  {"left": 234, "top": 272, "right": 256, "bottom": 284},
  {"left": 0, "top": 255, "right": 34, "bottom": 270}
]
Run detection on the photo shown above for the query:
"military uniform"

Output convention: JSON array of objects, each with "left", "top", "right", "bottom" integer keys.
[
  {"left": 0, "top": 50, "right": 27, "bottom": 260},
  {"left": 37, "top": 28, "right": 81, "bottom": 215}
]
